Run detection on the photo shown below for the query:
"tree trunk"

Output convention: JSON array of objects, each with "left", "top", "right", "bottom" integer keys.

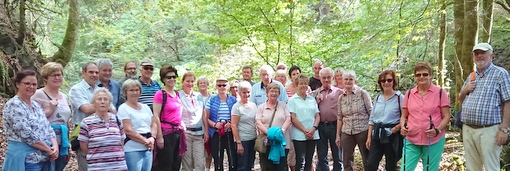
[
  {"left": 480, "top": 0, "right": 493, "bottom": 42},
  {"left": 52, "top": 0, "right": 79, "bottom": 67},
  {"left": 438, "top": 1, "right": 447, "bottom": 88},
  {"left": 453, "top": 0, "right": 465, "bottom": 108},
  {"left": 463, "top": 0, "right": 478, "bottom": 74}
]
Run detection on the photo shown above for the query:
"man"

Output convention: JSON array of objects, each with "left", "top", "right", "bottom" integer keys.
[
  {"left": 117, "top": 61, "right": 137, "bottom": 106},
  {"left": 312, "top": 68, "right": 344, "bottom": 171},
  {"left": 69, "top": 62, "right": 116, "bottom": 171},
  {"left": 96, "top": 58, "right": 121, "bottom": 108},
  {"left": 242, "top": 65, "right": 256, "bottom": 86},
  {"left": 249, "top": 65, "right": 288, "bottom": 106},
  {"left": 277, "top": 62, "right": 287, "bottom": 71},
  {"left": 138, "top": 58, "right": 161, "bottom": 110},
  {"left": 310, "top": 60, "right": 324, "bottom": 91},
  {"left": 459, "top": 43, "right": 510, "bottom": 171}
]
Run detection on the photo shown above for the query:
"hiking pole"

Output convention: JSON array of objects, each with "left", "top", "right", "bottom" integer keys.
[
  {"left": 403, "top": 119, "right": 407, "bottom": 171},
  {"left": 427, "top": 115, "right": 434, "bottom": 171},
  {"left": 217, "top": 121, "right": 225, "bottom": 171},
  {"left": 226, "top": 120, "right": 235, "bottom": 170}
]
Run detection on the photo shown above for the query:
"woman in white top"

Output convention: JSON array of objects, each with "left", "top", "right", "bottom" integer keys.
[
  {"left": 231, "top": 81, "right": 258, "bottom": 171},
  {"left": 117, "top": 79, "right": 158, "bottom": 171}
]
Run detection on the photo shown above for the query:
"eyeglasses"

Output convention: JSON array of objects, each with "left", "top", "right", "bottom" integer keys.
[
  {"left": 21, "top": 82, "right": 37, "bottom": 87},
  {"left": 165, "top": 75, "right": 177, "bottom": 79},
  {"left": 414, "top": 73, "right": 430, "bottom": 77},
  {"left": 143, "top": 66, "right": 154, "bottom": 71},
  {"left": 49, "top": 74, "right": 63, "bottom": 78},
  {"left": 230, "top": 86, "right": 238, "bottom": 89},
  {"left": 125, "top": 67, "right": 136, "bottom": 71},
  {"left": 216, "top": 84, "right": 227, "bottom": 87},
  {"left": 379, "top": 79, "right": 393, "bottom": 83}
]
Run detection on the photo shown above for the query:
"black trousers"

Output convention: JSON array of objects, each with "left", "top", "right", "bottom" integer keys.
[
  {"left": 259, "top": 148, "right": 289, "bottom": 171},
  {"left": 366, "top": 133, "right": 399, "bottom": 171},
  {"left": 152, "top": 131, "right": 182, "bottom": 171},
  {"left": 209, "top": 132, "right": 237, "bottom": 171}
]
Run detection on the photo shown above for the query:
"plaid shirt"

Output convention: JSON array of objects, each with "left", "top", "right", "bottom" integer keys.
[
  {"left": 338, "top": 89, "right": 372, "bottom": 135},
  {"left": 461, "top": 63, "right": 510, "bottom": 125}
]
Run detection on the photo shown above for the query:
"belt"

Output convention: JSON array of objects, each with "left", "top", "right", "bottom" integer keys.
[
  {"left": 320, "top": 121, "right": 337, "bottom": 125},
  {"left": 187, "top": 127, "right": 202, "bottom": 132},
  {"left": 465, "top": 124, "right": 497, "bottom": 129}
]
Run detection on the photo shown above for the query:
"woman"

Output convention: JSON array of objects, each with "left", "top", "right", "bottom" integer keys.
[
  {"left": 285, "top": 65, "right": 311, "bottom": 97},
  {"left": 256, "top": 83, "right": 292, "bottom": 171},
  {"left": 365, "top": 70, "right": 404, "bottom": 171},
  {"left": 335, "top": 70, "right": 372, "bottom": 171},
  {"left": 3, "top": 70, "right": 58, "bottom": 171},
  {"left": 117, "top": 79, "right": 158, "bottom": 171},
  {"left": 78, "top": 88, "right": 127, "bottom": 171},
  {"left": 231, "top": 81, "right": 258, "bottom": 171},
  {"left": 179, "top": 71, "right": 207, "bottom": 171},
  {"left": 206, "top": 78, "right": 238, "bottom": 171},
  {"left": 31, "top": 62, "right": 71, "bottom": 171},
  {"left": 400, "top": 62, "right": 450, "bottom": 171},
  {"left": 288, "top": 74, "right": 320, "bottom": 171},
  {"left": 334, "top": 68, "right": 345, "bottom": 89},
  {"left": 152, "top": 65, "right": 185, "bottom": 171},
  {"left": 229, "top": 80, "right": 240, "bottom": 100},
  {"left": 196, "top": 76, "right": 213, "bottom": 171},
  {"left": 275, "top": 70, "right": 288, "bottom": 86}
]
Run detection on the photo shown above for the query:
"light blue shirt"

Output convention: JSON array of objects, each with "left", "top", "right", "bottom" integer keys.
[
  {"left": 288, "top": 94, "right": 320, "bottom": 141},
  {"left": 368, "top": 91, "right": 404, "bottom": 125},
  {"left": 97, "top": 79, "right": 121, "bottom": 109},
  {"left": 69, "top": 80, "right": 115, "bottom": 125},
  {"left": 249, "top": 80, "right": 288, "bottom": 106}
]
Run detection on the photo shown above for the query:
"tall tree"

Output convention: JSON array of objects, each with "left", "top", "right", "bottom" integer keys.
[
  {"left": 52, "top": 0, "right": 79, "bottom": 67},
  {"left": 438, "top": 1, "right": 447, "bottom": 88},
  {"left": 480, "top": 0, "right": 493, "bottom": 42}
]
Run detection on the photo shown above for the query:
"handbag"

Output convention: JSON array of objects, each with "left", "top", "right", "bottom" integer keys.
[{"left": 255, "top": 102, "right": 278, "bottom": 153}]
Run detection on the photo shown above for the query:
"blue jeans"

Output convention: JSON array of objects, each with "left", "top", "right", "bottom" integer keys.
[
  {"left": 125, "top": 150, "right": 153, "bottom": 171},
  {"left": 25, "top": 161, "right": 52, "bottom": 171},
  {"left": 317, "top": 122, "right": 343, "bottom": 171},
  {"left": 237, "top": 139, "right": 256, "bottom": 171}
]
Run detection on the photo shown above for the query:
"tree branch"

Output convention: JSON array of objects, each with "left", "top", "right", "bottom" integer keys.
[
  {"left": 496, "top": 1, "right": 510, "bottom": 13},
  {"left": 223, "top": 12, "right": 268, "bottom": 63},
  {"left": 16, "top": 0, "right": 25, "bottom": 45}
]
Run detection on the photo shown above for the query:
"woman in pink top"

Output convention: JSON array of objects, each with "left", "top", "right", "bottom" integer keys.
[
  {"left": 152, "top": 65, "right": 185, "bottom": 171},
  {"left": 400, "top": 61, "right": 450, "bottom": 171}
]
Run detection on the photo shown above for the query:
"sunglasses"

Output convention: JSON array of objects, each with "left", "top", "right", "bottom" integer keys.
[
  {"left": 379, "top": 79, "right": 393, "bottom": 83},
  {"left": 143, "top": 66, "right": 154, "bottom": 71},
  {"left": 414, "top": 73, "right": 430, "bottom": 77},
  {"left": 216, "top": 84, "right": 227, "bottom": 87},
  {"left": 165, "top": 75, "right": 177, "bottom": 79}
]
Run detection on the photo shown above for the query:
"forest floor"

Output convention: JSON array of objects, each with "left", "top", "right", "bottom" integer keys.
[{"left": 0, "top": 97, "right": 465, "bottom": 171}]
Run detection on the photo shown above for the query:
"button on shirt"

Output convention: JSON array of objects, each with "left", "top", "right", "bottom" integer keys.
[
  {"left": 403, "top": 84, "right": 450, "bottom": 145},
  {"left": 179, "top": 91, "right": 205, "bottom": 135},
  {"left": 338, "top": 89, "right": 372, "bottom": 135},
  {"left": 249, "top": 80, "right": 288, "bottom": 106},
  {"left": 288, "top": 94, "right": 320, "bottom": 141},
  {"left": 461, "top": 63, "right": 510, "bottom": 126},
  {"left": 369, "top": 92, "right": 404, "bottom": 135},
  {"left": 314, "top": 86, "right": 344, "bottom": 122},
  {"left": 69, "top": 80, "right": 99, "bottom": 125}
]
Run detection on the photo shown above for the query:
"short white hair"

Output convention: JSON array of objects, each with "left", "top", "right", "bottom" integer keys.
[
  {"left": 238, "top": 81, "right": 252, "bottom": 91},
  {"left": 319, "top": 67, "right": 334, "bottom": 77},
  {"left": 342, "top": 70, "right": 356, "bottom": 80},
  {"left": 260, "top": 65, "right": 274, "bottom": 76},
  {"left": 91, "top": 87, "right": 113, "bottom": 103},
  {"left": 197, "top": 76, "right": 209, "bottom": 85}
]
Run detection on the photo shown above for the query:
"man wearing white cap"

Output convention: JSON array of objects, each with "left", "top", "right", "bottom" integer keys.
[
  {"left": 138, "top": 58, "right": 161, "bottom": 110},
  {"left": 459, "top": 43, "right": 510, "bottom": 171}
]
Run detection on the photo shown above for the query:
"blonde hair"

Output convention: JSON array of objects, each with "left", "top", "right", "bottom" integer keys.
[
  {"left": 121, "top": 79, "right": 142, "bottom": 99},
  {"left": 40, "top": 62, "right": 64, "bottom": 78},
  {"left": 293, "top": 73, "right": 309, "bottom": 86}
]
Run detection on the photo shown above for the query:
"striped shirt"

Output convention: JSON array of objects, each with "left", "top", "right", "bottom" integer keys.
[
  {"left": 138, "top": 78, "right": 161, "bottom": 110},
  {"left": 338, "top": 89, "right": 372, "bottom": 135},
  {"left": 206, "top": 101, "right": 231, "bottom": 120},
  {"left": 461, "top": 63, "right": 510, "bottom": 125},
  {"left": 78, "top": 113, "right": 127, "bottom": 171}
]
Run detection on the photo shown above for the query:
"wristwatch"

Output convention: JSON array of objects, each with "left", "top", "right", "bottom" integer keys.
[
  {"left": 235, "top": 141, "right": 241, "bottom": 144},
  {"left": 500, "top": 127, "right": 510, "bottom": 134},
  {"left": 313, "top": 126, "right": 318, "bottom": 129}
]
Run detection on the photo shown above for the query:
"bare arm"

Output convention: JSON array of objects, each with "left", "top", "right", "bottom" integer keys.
[
  {"left": 152, "top": 102, "right": 164, "bottom": 146},
  {"left": 79, "top": 141, "right": 89, "bottom": 154},
  {"left": 501, "top": 100, "right": 510, "bottom": 129},
  {"left": 291, "top": 112, "right": 307, "bottom": 133},
  {"left": 438, "top": 106, "right": 451, "bottom": 130},
  {"left": 231, "top": 115, "right": 242, "bottom": 142},
  {"left": 79, "top": 104, "right": 96, "bottom": 115}
]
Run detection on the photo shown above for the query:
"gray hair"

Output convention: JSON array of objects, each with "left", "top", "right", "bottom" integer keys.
[
  {"left": 197, "top": 76, "right": 209, "bottom": 86},
  {"left": 238, "top": 81, "right": 252, "bottom": 91},
  {"left": 343, "top": 70, "right": 356, "bottom": 80},
  {"left": 334, "top": 68, "right": 345, "bottom": 75},
  {"left": 319, "top": 67, "right": 334, "bottom": 77},
  {"left": 260, "top": 65, "right": 274, "bottom": 76},
  {"left": 121, "top": 79, "right": 142, "bottom": 99},
  {"left": 96, "top": 58, "right": 113, "bottom": 68},
  {"left": 91, "top": 87, "right": 114, "bottom": 104},
  {"left": 82, "top": 62, "right": 97, "bottom": 72}
]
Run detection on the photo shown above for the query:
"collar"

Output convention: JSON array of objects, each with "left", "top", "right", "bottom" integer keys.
[
  {"left": 260, "top": 79, "right": 274, "bottom": 89},
  {"left": 80, "top": 80, "right": 95, "bottom": 90},
  {"left": 138, "top": 77, "right": 155, "bottom": 86},
  {"left": 476, "top": 63, "right": 494, "bottom": 77},
  {"left": 318, "top": 85, "right": 336, "bottom": 93},
  {"left": 96, "top": 79, "right": 112, "bottom": 88},
  {"left": 411, "top": 83, "right": 438, "bottom": 94}
]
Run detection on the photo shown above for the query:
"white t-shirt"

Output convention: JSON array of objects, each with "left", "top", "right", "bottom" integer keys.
[{"left": 117, "top": 103, "right": 153, "bottom": 152}]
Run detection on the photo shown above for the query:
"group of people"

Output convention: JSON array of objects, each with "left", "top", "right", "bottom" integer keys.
[{"left": 2, "top": 42, "right": 509, "bottom": 171}]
